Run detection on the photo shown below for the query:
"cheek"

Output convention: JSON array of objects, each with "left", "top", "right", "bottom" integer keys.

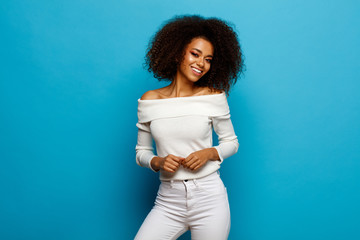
[
  {"left": 183, "top": 53, "right": 193, "bottom": 63},
  {"left": 204, "top": 64, "right": 211, "bottom": 73},
  {"left": 187, "top": 55, "right": 196, "bottom": 64}
]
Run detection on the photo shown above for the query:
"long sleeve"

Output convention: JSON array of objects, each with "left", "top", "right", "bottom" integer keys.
[
  {"left": 137, "top": 92, "right": 237, "bottom": 180},
  {"left": 135, "top": 122, "right": 157, "bottom": 172},
  {"left": 212, "top": 113, "right": 239, "bottom": 163}
]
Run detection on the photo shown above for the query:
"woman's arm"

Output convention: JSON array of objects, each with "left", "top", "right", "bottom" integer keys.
[
  {"left": 136, "top": 122, "right": 184, "bottom": 172},
  {"left": 182, "top": 147, "right": 219, "bottom": 171},
  {"left": 135, "top": 122, "right": 157, "bottom": 172},
  {"left": 212, "top": 113, "right": 239, "bottom": 162},
  {"left": 151, "top": 155, "right": 184, "bottom": 173},
  {"left": 182, "top": 113, "right": 239, "bottom": 171}
]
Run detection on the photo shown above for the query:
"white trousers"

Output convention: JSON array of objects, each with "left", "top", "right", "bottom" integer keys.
[{"left": 135, "top": 172, "right": 230, "bottom": 240}]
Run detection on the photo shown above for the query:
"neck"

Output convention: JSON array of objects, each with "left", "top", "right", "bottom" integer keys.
[{"left": 169, "top": 73, "right": 199, "bottom": 97}]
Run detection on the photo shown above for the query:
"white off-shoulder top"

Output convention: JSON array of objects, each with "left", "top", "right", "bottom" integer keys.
[{"left": 135, "top": 92, "right": 239, "bottom": 181}]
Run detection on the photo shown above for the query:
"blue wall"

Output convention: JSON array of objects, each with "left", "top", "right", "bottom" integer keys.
[{"left": 1, "top": 0, "right": 359, "bottom": 239}]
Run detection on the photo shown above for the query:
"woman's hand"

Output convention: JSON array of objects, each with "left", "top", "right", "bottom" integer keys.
[
  {"left": 151, "top": 155, "right": 185, "bottom": 173},
  {"left": 182, "top": 148, "right": 219, "bottom": 171}
]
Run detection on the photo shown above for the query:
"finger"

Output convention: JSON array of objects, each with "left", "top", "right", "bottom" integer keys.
[
  {"left": 163, "top": 164, "right": 174, "bottom": 172},
  {"left": 182, "top": 157, "right": 191, "bottom": 168},
  {"left": 163, "top": 163, "right": 177, "bottom": 172},
  {"left": 165, "top": 160, "right": 179, "bottom": 170},
  {"left": 189, "top": 157, "right": 202, "bottom": 170},
  {"left": 167, "top": 158, "right": 182, "bottom": 167},
  {"left": 169, "top": 154, "right": 184, "bottom": 159},
  {"left": 173, "top": 156, "right": 185, "bottom": 163},
  {"left": 189, "top": 160, "right": 199, "bottom": 170},
  {"left": 164, "top": 159, "right": 179, "bottom": 171},
  {"left": 168, "top": 155, "right": 183, "bottom": 162},
  {"left": 184, "top": 154, "right": 193, "bottom": 162},
  {"left": 166, "top": 157, "right": 185, "bottom": 170},
  {"left": 183, "top": 154, "right": 194, "bottom": 164},
  {"left": 193, "top": 161, "right": 204, "bottom": 171},
  {"left": 185, "top": 156, "right": 197, "bottom": 168}
]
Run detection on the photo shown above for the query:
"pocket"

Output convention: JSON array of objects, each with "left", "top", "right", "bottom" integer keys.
[
  {"left": 196, "top": 176, "right": 227, "bottom": 196},
  {"left": 157, "top": 182, "right": 183, "bottom": 199},
  {"left": 155, "top": 182, "right": 185, "bottom": 211},
  {"left": 157, "top": 182, "right": 172, "bottom": 197}
]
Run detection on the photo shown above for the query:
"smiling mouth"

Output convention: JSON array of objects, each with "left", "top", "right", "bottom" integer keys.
[{"left": 191, "top": 67, "right": 203, "bottom": 75}]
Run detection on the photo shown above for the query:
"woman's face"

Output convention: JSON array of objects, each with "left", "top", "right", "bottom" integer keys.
[{"left": 177, "top": 37, "right": 214, "bottom": 83}]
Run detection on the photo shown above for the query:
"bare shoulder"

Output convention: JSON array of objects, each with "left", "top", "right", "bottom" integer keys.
[
  {"left": 200, "top": 87, "right": 224, "bottom": 96},
  {"left": 211, "top": 89, "right": 224, "bottom": 94},
  {"left": 140, "top": 90, "right": 160, "bottom": 100},
  {"left": 141, "top": 86, "right": 173, "bottom": 100}
]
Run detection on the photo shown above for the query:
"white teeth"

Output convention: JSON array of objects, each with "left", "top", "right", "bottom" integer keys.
[{"left": 192, "top": 67, "right": 202, "bottom": 73}]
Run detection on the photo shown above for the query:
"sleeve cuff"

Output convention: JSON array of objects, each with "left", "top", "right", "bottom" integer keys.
[
  {"left": 148, "top": 155, "right": 157, "bottom": 172},
  {"left": 213, "top": 146, "right": 224, "bottom": 163},
  {"left": 137, "top": 151, "right": 157, "bottom": 172}
]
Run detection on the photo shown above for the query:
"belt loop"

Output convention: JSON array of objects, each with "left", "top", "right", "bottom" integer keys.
[
  {"left": 170, "top": 180, "right": 174, "bottom": 188},
  {"left": 193, "top": 178, "right": 199, "bottom": 188}
]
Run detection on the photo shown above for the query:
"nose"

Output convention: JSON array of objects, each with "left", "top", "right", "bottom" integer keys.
[{"left": 196, "top": 58, "right": 204, "bottom": 68}]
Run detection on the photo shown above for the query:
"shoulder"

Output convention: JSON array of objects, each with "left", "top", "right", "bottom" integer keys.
[
  {"left": 140, "top": 87, "right": 224, "bottom": 100},
  {"left": 210, "top": 89, "right": 224, "bottom": 95},
  {"left": 140, "top": 90, "right": 161, "bottom": 100},
  {"left": 141, "top": 86, "right": 174, "bottom": 100},
  {"left": 198, "top": 87, "right": 224, "bottom": 96}
]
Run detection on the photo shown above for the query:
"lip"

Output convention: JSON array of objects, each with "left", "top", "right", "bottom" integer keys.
[{"left": 191, "top": 66, "right": 203, "bottom": 76}]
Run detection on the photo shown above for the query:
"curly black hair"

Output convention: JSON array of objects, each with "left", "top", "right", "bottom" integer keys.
[{"left": 145, "top": 15, "right": 244, "bottom": 94}]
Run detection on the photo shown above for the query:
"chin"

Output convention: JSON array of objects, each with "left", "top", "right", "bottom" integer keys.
[
  {"left": 188, "top": 77, "right": 201, "bottom": 83},
  {"left": 188, "top": 74, "right": 206, "bottom": 83}
]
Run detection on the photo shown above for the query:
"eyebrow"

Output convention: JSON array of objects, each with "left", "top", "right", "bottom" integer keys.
[{"left": 191, "top": 48, "right": 213, "bottom": 58}]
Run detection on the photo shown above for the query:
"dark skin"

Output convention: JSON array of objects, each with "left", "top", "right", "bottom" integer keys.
[{"left": 141, "top": 37, "right": 222, "bottom": 173}]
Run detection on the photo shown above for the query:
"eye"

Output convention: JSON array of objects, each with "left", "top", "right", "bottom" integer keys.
[
  {"left": 191, "top": 52, "right": 199, "bottom": 57},
  {"left": 206, "top": 58, "right": 212, "bottom": 63}
]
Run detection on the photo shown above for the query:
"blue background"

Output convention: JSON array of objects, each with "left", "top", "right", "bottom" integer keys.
[{"left": 1, "top": 0, "right": 359, "bottom": 239}]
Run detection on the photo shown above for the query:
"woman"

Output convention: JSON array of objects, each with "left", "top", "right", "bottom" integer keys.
[{"left": 135, "top": 15, "right": 244, "bottom": 240}]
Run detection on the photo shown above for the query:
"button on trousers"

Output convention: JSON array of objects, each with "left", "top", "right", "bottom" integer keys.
[{"left": 135, "top": 172, "right": 230, "bottom": 240}]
